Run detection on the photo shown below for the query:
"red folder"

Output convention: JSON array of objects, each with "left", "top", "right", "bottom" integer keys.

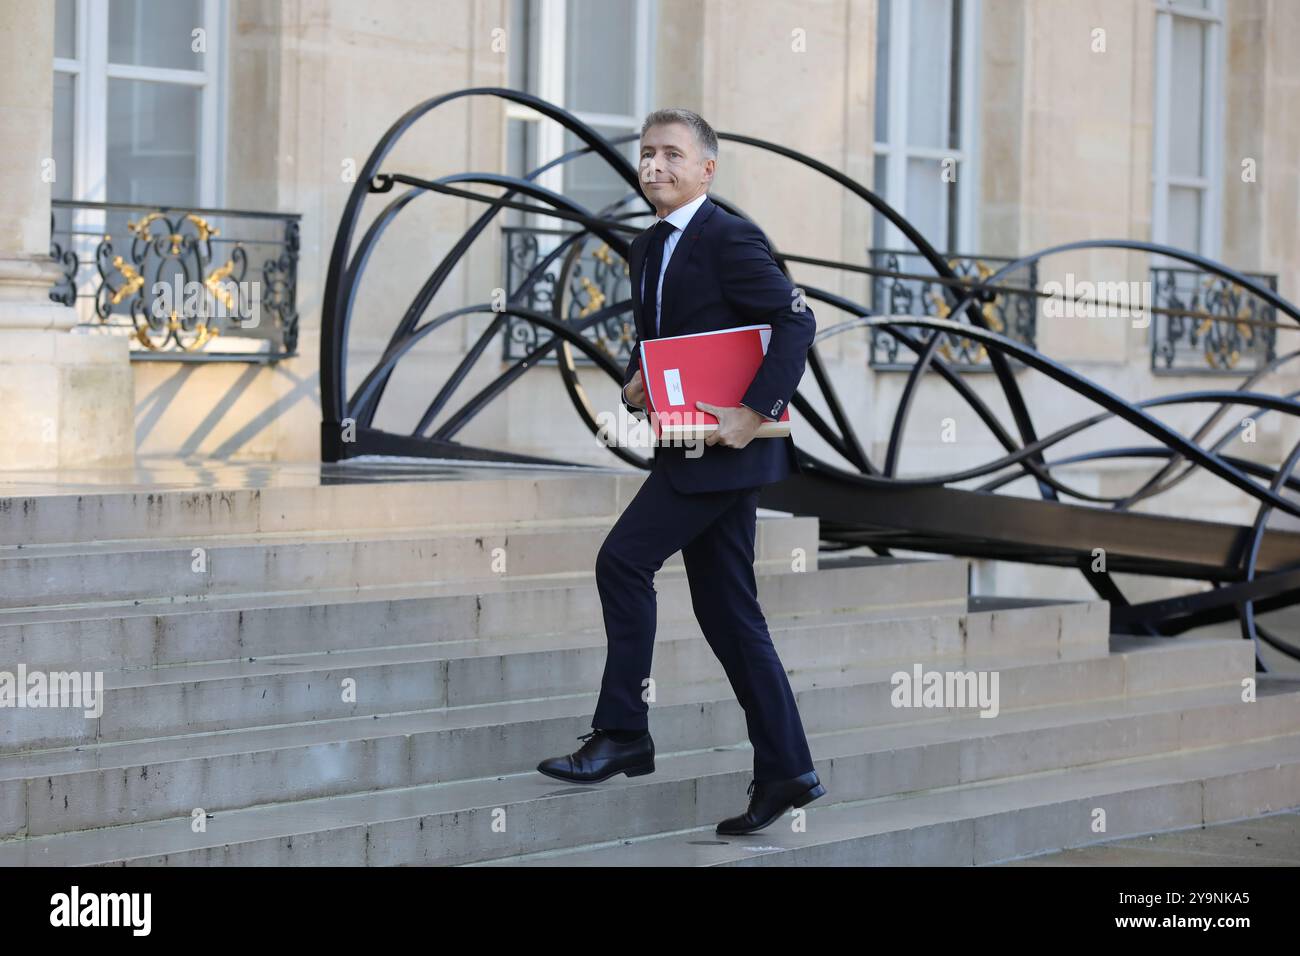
[{"left": 638, "top": 323, "right": 791, "bottom": 441}]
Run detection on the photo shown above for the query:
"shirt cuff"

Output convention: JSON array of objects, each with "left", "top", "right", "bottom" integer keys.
[
  {"left": 623, "top": 382, "right": 646, "bottom": 414},
  {"left": 740, "top": 400, "right": 776, "bottom": 422}
]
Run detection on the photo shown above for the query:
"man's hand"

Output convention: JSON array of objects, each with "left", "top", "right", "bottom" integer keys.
[
  {"left": 697, "top": 400, "right": 766, "bottom": 449},
  {"left": 625, "top": 369, "right": 647, "bottom": 409}
]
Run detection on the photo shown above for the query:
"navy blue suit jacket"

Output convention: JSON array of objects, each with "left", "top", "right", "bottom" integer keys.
[{"left": 621, "top": 196, "right": 815, "bottom": 494}]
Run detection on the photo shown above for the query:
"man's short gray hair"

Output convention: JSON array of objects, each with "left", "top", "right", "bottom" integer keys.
[{"left": 640, "top": 108, "right": 719, "bottom": 160}]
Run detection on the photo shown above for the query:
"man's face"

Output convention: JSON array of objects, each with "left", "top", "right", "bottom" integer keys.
[{"left": 638, "top": 122, "right": 715, "bottom": 216}]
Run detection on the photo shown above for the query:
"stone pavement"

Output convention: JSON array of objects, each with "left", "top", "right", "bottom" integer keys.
[{"left": 994, "top": 809, "right": 1300, "bottom": 865}]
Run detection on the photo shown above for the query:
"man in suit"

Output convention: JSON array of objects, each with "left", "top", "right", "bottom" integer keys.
[{"left": 537, "top": 108, "right": 824, "bottom": 835}]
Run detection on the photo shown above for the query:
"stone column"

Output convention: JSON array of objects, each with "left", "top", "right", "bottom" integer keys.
[{"left": 0, "top": 0, "right": 133, "bottom": 470}]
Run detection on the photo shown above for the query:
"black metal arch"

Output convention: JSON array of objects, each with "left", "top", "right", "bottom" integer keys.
[{"left": 320, "top": 87, "right": 1300, "bottom": 669}]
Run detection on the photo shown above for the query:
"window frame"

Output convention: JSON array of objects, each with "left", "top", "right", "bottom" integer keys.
[
  {"left": 52, "top": 0, "right": 229, "bottom": 209},
  {"left": 871, "top": 0, "right": 981, "bottom": 255},
  {"left": 1150, "top": 0, "right": 1224, "bottom": 259},
  {"left": 504, "top": 0, "right": 658, "bottom": 226}
]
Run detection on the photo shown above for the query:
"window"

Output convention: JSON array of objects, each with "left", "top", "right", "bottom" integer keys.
[
  {"left": 51, "top": 0, "right": 230, "bottom": 329},
  {"left": 501, "top": 0, "right": 656, "bottom": 364},
  {"left": 1151, "top": 0, "right": 1223, "bottom": 257},
  {"left": 871, "top": 0, "right": 979, "bottom": 254},
  {"left": 52, "top": 0, "right": 228, "bottom": 209},
  {"left": 506, "top": 0, "right": 657, "bottom": 225}
]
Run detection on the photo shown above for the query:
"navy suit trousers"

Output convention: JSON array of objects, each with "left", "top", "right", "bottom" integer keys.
[{"left": 592, "top": 458, "right": 816, "bottom": 783}]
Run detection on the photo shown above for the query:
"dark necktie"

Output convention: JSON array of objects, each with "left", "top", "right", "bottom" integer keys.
[{"left": 641, "top": 218, "right": 676, "bottom": 337}]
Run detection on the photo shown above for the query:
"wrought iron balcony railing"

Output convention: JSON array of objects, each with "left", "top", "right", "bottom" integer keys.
[
  {"left": 501, "top": 225, "right": 635, "bottom": 365},
  {"left": 49, "top": 200, "right": 300, "bottom": 362},
  {"left": 868, "top": 248, "right": 1038, "bottom": 370},
  {"left": 1150, "top": 266, "right": 1278, "bottom": 374}
]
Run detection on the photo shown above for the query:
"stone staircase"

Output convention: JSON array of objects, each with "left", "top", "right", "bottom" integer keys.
[{"left": 1, "top": 467, "right": 1298, "bottom": 865}]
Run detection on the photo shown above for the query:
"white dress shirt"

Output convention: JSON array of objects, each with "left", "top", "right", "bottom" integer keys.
[{"left": 641, "top": 191, "right": 708, "bottom": 337}]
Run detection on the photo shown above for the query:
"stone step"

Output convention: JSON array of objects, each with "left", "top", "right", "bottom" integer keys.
[
  {"left": 0, "top": 473, "right": 642, "bottom": 546},
  {"left": 0, "top": 556, "right": 971, "bottom": 671},
  {"left": 1, "top": 656, "right": 1290, "bottom": 865},
  {"left": 0, "top": 515, "right": 819, "bottom": 609},
  {"left": 474, "top": 685, "right": 1300, "bottom": 867},
  {"left": 0, "top": 635, "right": 1241, "bottom": 838},
  {"left": 0, "top": 598, "right": 1106, "bottom": 753}
]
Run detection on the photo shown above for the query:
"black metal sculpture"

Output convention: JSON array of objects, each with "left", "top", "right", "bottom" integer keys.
[{"left": 320, "top": 88, "right": 1300, "bottom": 669}]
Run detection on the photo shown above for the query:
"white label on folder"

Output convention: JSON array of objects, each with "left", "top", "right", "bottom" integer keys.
[{"left": 663, "top": 368, "right": 685, "bottom": 406}]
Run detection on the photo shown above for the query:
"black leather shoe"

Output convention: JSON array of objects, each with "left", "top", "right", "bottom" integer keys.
[
  {"left": 536, "top": 729, "right": 655, "bottom": 783},
  {"left": 716, "top": 770, "right": 826, "bottom": 835}
]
